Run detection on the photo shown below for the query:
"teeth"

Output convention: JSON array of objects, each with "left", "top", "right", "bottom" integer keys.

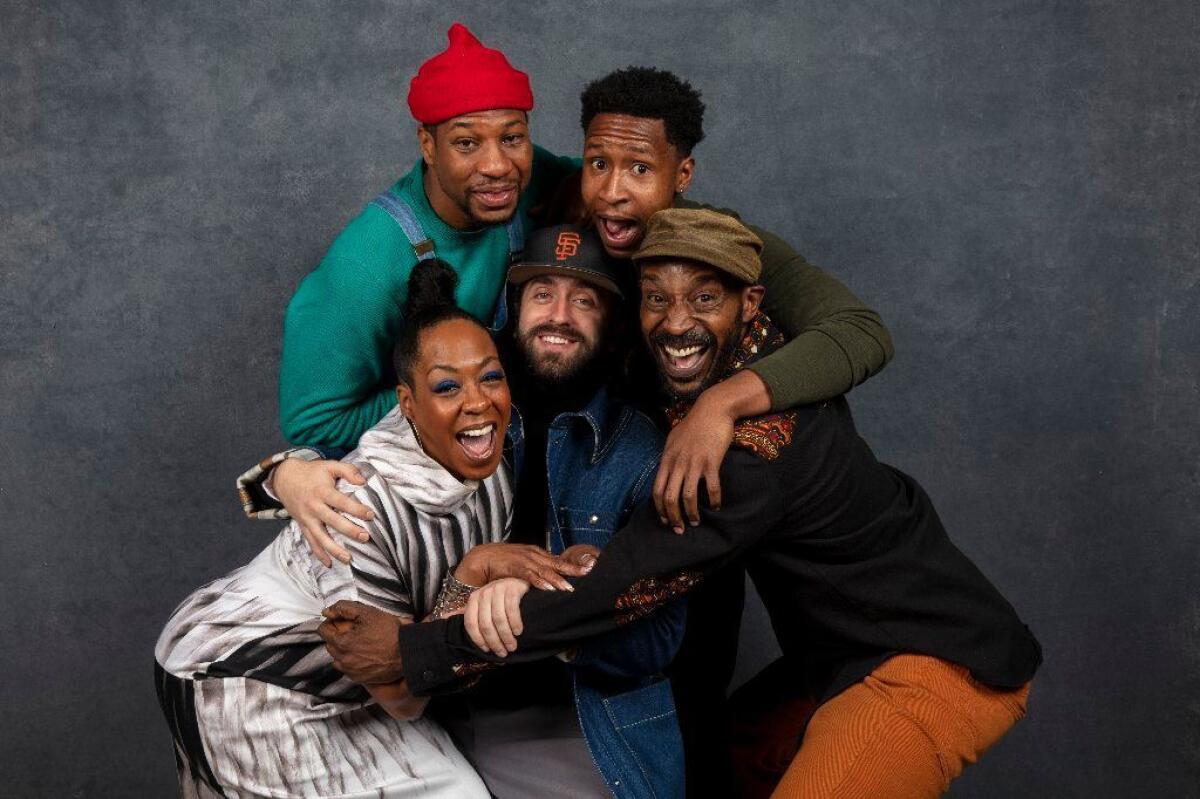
[
  {"left": 664, "top": 345, "right": 703, "bottom": 358},
  {"left": 460, "top": 425, "right": 494, "bottom": 438},
  {"left": 541, "top": 335, "right": 572, "bottom": 345}
]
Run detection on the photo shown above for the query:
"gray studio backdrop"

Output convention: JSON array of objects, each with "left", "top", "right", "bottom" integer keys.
[{"left": 2, "top": 1, "right": 1197, "bottom": 796}]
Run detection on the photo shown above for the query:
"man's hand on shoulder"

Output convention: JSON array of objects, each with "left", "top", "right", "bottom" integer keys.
[
  {"left": 655, "top": 370, "right": 772, "bottom": 532},
  {"left": 318, "top": 600, "right": 407, "bottom": 684},
  {"left": 275, "top": 458, "right": 374, "bottom": 567}
]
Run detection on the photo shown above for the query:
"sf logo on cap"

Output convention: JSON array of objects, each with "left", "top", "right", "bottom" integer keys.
[{"left": 555, "top": 232, "right": 581, "bottom": 261}]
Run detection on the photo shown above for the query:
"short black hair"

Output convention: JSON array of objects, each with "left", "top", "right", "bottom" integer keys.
[
  {"left": 393, "top": 259, "right": 483, "bottom": 385},
  {"left": 580, "top": 67, "right": 705, "bottom": 155}
]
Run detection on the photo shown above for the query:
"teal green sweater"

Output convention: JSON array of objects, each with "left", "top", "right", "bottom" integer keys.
[
  {"left": 279, "top": 146, "right": 578, "bottom": 448},
  {"left": 280, "top": 150, "right": 894, "bottom": 451}
]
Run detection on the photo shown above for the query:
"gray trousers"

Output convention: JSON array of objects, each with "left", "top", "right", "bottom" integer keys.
[{"left": 441, "top": 700, "right": 613, "bottom": 798}]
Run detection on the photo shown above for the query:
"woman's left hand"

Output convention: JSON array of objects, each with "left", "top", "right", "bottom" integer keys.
[{"left": 464, "top": 578, "right": 531, "bottom": 656}]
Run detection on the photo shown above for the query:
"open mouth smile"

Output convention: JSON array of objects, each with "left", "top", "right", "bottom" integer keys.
[
  {"left": 597, "top": 216, "right": 639, "bottom": 248},
  {"left": 657, "top": 342, "right": 711, "bottom": 381},
  {"left": 455, "top": 422, "right": 498, "bottom": 463}
]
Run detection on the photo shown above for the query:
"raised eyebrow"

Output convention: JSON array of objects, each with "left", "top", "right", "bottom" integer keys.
[
  {"left": 583, "top": 139, "right": 654, "bottom": 155},
  {"left": 613, "top": 139, "right": 656, "bottom": 156}
]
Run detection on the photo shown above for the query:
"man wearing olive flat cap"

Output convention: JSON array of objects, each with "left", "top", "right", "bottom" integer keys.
[{"left": 324, "top": 209, "right": 1042, "bottom": 799}]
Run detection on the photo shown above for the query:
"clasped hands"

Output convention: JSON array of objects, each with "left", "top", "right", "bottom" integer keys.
[{"left": 317, "top": 541, "right": 600, "bottom": 686}]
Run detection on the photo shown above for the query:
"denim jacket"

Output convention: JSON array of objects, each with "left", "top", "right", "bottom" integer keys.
[{"left": 508, "top": 387, "right": 686, "bottom": 799}]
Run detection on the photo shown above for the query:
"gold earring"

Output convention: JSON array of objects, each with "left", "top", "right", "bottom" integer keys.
[{"left": 406, "top": 417, "right": 426, "bottom": 450}]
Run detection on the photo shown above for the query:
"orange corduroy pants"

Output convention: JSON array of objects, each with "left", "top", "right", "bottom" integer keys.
[{"left": 771, "top": 654, "right": 1031, "bottom": 799}]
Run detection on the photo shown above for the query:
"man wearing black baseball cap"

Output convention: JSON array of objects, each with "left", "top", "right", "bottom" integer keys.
[
  {"left": 324, "top": 210, "right": 1040, "bottom": 798},
  {"left": 421, "top": 223, "right": 687, "bottom": 799}
]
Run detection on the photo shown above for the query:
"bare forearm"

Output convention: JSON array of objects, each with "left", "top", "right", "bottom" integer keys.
[{"left": 364, "top": 680, "right": 429, "bottom": 720}]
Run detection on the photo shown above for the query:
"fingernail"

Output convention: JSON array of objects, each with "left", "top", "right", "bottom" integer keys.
[
  {"left": 690, "top": 521, "right": 699, "bottom": 527},
  {"left": 359, "top": 534, "right": 369, "bottom": 542},
  {"left": 659, "top": 517, "right": 668, "bottom": 525}
]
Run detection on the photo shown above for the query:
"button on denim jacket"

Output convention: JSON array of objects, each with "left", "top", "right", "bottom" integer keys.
[{"left": 509, "top": 387, "right": 686, "bottom": 799}]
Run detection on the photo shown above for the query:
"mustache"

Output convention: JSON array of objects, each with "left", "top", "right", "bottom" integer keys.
[
  {"left": 470, "top": 181, "right": 518, "bottom": 192},
  {"left": 527, "top": 322, "right": 584, "bottom": 342},
  {"left": 651, "top": 329, "right": 714, "bottom": 350}
]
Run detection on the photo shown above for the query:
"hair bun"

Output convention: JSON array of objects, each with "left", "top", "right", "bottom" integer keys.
[{"left": 404, "top": 259, "right": 460, "bottom": 319}]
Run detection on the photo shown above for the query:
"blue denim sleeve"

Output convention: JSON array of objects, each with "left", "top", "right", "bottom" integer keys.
[{"left": 569, "top": 458, "right": 687, "bottom": 677}]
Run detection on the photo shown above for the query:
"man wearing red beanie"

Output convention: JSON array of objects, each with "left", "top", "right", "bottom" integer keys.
[{"left": 278, "top": 22, "right": 578, "bottom": 452}]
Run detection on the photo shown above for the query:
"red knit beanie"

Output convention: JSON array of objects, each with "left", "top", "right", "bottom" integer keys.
[{"left": 407, "top": 23, "right": 534, "bottom": 125}]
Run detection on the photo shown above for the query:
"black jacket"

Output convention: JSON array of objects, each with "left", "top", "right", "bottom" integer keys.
[{"left": 400, "top": 316, "right": 1042, "bottom": 700}]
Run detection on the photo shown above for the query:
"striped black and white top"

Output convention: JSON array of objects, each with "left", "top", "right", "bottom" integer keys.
[{"left": 155, "top": 406, "right": 513, "bottom": 702}]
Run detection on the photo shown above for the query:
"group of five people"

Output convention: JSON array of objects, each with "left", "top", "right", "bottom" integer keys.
[{"left": 155, "top": 22, "right": 1041, "bottom": 799}]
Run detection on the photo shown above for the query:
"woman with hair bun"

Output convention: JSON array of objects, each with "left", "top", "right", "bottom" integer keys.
[{"left": 154, "top": 259, "right": 567, "bottom": 798}]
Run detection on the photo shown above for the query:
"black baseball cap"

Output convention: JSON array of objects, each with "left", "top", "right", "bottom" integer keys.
[{"left": 507, "top": 224, "right": 624, "bottom": 297}]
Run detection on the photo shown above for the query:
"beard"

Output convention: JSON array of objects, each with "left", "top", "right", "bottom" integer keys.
[
  {"left": 444, "top": 192, "right": 517, "bottom": 229},
  {"left": 518, "top": 322, "right": 602, "bottom": 385},
  {"left": 652, "top": 326, "right": 740, "bottom": 403}
]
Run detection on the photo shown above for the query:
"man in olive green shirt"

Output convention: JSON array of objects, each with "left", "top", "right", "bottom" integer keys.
[
  {"left": 259, "top": 60, "right": 894, "bottom": 798},
  {"left": 273, "top": 63, "right": 892, "bottom": 558}
]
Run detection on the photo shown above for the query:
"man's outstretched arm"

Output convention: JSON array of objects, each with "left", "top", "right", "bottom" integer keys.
[
  {"left": 318, "top": 450, "right": 782, "bottom": 691},
  {"left": 398, "top": 450, "right": 783, "bottom": 694}
]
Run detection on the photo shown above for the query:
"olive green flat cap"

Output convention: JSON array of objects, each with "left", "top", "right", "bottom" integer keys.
[{"left": 632, "top": 208, "right": 763, "bottom": 284}]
